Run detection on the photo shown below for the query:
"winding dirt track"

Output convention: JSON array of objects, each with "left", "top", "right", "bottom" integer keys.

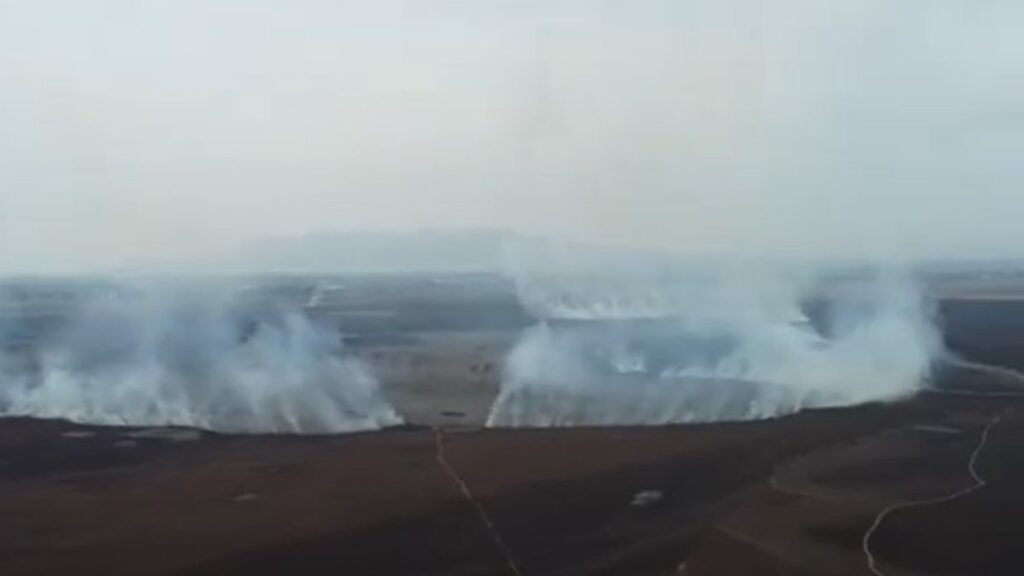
[{"left": 861, "top": 412, "right": 1004, "bottom": 576}]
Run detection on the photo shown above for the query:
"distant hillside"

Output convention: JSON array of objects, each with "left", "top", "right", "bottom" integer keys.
[{"left": 228, "top": 229, "right": 520, "bottom": 274}]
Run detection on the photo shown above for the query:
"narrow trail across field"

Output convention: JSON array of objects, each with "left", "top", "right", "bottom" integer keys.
[
  {"left": 861, "top": 412, "right": 1004, "bottom": 576},
  {"left": 432, "top": 428, "right": 525, "bottom": 576}
]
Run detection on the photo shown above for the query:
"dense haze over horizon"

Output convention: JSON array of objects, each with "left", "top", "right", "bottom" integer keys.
[{"left": 2, "top": 1, "right": 1023, "bottom": 273}]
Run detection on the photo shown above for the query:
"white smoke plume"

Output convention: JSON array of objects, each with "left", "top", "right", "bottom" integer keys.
[
  {"left": 0, "top": 281, "right": 402, "bottom": 434},
  {"left": 488, "top": 252, "right": 942, "bottom": 427}
]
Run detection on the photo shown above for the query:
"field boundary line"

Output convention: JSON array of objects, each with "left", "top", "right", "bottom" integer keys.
[{"left": 433, "top": 428, "right": 525, "bottom": 576}]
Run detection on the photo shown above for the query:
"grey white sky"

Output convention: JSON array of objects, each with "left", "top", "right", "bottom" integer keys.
[{"left": 1, "top": 1, "right": 1022, "bottom": 272}]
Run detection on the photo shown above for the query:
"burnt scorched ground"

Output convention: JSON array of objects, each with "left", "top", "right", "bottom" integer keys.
[
  {"left": 0, "top": 403, "right": 921, "bottom": 576},
  {"left": 2, "top": 280, "right": 1024, "bottom": 575},
  {"left": 864, "top": 404, "right": 1024, "bottom": 576},
  {"left": 3, "top": 393, "right": 1018, "bottom": 576},
  {"left": 686, "top": 393, "right": 1024, "bottom": 576}
]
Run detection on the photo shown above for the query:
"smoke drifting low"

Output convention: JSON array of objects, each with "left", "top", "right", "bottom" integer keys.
[
  {"left": 0, "top": 282, "right": 402, "bottom": 433},
  {"left": 488, "top": 260, "right": 942, "bottom": 427}
]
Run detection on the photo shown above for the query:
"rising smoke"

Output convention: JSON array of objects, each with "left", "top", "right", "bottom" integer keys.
[
  {"left": 488, "top": 252, "right": 942, "bottom": 427},
  {"left": 0, "top": 281, "right": 402, "bottom": 433}
]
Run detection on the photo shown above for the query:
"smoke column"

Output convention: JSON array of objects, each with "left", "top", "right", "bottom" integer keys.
[
  {"left": 488, "top": 251, "right": 941, "bottom": 427},
  {"left": 0, "top": 281, "right": 402, "bottom": 434}
]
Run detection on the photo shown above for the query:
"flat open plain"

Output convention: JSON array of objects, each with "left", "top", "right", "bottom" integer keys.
[{"left": 1, "top": 275, "right": 1023, "bottom": 575}]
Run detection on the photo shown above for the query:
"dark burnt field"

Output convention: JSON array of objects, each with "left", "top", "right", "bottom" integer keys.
[
  {"left": 0, "top": 402, "right": 935, "bottom": 576},
  {"left": 0, "top": 392, "right": 1018, "bottom": 576},
  {"left": 0, "top": 277, "right": 1023, "bottom": 576}
]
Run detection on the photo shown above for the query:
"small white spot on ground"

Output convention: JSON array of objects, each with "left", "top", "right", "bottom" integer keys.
[{"left": 630, "top": 490, "right": 664, "bottom": 508}]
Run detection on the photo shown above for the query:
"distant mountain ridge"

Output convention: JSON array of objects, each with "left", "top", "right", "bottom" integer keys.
[
  {"left": 124, "top": 229, "right": 1024, "bottom": 278},
  {"left": 230, "top": 229, "right": 520, "bottom": 274}
]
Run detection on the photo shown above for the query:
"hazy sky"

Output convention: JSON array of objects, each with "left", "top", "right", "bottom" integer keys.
[{"left": 1, "top": 1, "right": 1022, "bottom": 272}]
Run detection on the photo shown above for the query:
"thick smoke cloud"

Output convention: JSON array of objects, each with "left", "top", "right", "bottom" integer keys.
[
  {"left": 0, "top": 282, "right": 402, "bottom": 433},
  {"left": 488, "top": 253, "right": 941, "bottom": 427}
]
